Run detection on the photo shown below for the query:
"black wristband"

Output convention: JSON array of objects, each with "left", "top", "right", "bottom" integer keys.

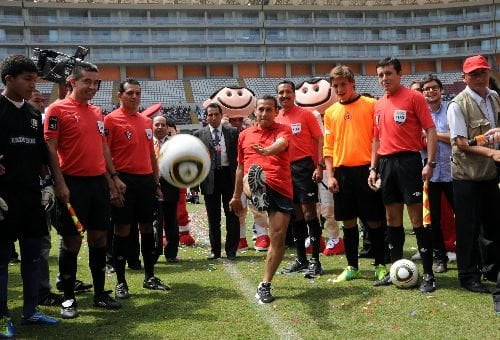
[
  {"left": 111, "top": 172, "right": 119, "bottom": 178},
  {"left": 369, "top": 167, "right": 377, "bottom": 173}
]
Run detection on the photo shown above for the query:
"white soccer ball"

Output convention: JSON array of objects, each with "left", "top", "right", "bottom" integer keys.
[
  {"left": 158, "top": 134, "right": 210, "bottom": 188},
  {"left": 389, "top": 259, "right": 419, "bottom": 288}
]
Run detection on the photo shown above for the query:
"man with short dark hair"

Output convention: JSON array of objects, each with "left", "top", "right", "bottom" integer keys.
[
  {"left": 45, "top": 63, "right": 124, "bottom": 318},
  {"left": 446, "top": 55, "right": 500, "bottom": 300},
  {"left": 0, "top": 54, "right": 59, "bottom": 338},
  {"left": 369, "top": 57, "right": 438, "bottom": 293},
  {"left": 194, "top": 103, "right": 240, "bottom": 260},
  {"left": 230, "top": 95, "right": 294, "bottom": 303}
]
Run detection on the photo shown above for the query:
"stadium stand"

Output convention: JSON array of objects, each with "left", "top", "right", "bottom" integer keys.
[{"left": 190, "top": 78, "right": 240, "bottom": 103}]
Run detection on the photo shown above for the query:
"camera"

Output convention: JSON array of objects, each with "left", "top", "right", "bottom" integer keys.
[{"left": 32, "top": 46, "right": 89, "bottom": 84}]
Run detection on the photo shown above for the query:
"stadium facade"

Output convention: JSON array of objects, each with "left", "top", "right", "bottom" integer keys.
[{"left": 0, "top": 0, "right": 498, "bottom": 81}]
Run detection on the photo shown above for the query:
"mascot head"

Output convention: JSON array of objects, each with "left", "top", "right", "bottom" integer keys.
[
  {"left": 295, "top": 78, "right": 337, "bottom": 116},
  {"left": 203, "top": 86, "right": 256, "bottom": 119}
]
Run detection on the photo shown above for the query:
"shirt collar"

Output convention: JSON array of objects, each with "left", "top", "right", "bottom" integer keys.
[
  {"left": 465, "top": 86, "right": 496, "bottom": 105},
  {"left": 209, "top": 124, "right": 221, "bottom": 134},
  {"left": 67, "top": 96, "right": 89, "bottom": 107},
  {"left": 3, "top": 95, "right": 25, "bottom": 109}
]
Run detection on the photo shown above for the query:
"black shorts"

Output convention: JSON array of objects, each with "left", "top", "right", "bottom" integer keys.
[
  {"left": 266, "top": 185, "right": 295, "bottom": 215},
  {"left": 333, "top": 165, "right": 385, "bottom": 222},
  {"left": 291, "top": 157, "right": 318, "bottom": 204},
  {"left": 112, "top": 173, "right": 156, "bottom": 225},
  {"left": 379, "top": 152, "right": 423, "bottom": 205},
  {"left": 54, "top": 175, "right": 111, "bottom": 236},
  {"left": 0, "top": 187, "right": 48, "bottom": 241}
]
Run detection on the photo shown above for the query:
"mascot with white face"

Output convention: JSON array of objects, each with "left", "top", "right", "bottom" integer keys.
[{"left": 295, "top": 78, "right": 344, "bottom": 256}]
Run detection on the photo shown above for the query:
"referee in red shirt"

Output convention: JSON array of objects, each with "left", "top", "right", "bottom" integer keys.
[
  {"left": 45, "top": 63, "right": 125, "bottom": 318},
  {"left": 368, "top": 57, "right": 438, "bottom": 293},
  {"left": 105, "top": 78, "right": 169, "bottom": 300}
]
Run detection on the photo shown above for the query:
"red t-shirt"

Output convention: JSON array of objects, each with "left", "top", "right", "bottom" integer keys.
[
  {"left": 374, "top": 86, "right": 435, "bottom": 156},
  {"left": 237, "top": 122, "right": 293, "bottom": 199},
  {"left": 104, "top": 107, "right": 154, "bottom": 174},
  {"left": 44, "top": 97, "right": 106, "bottom": 176},
  {"left": 275, "top": 105, "right": 323, "bottom": 162}
]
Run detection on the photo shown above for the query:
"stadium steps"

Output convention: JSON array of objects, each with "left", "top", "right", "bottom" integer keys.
[
  {"left": 183, "top": 80, "right": 194, "bottom": 103},
  {"left": 111, "top": 81, "right": 119, "bottom": 106},
  {"left": 237, "top": 78, "right": 246, "bottom": 88}
]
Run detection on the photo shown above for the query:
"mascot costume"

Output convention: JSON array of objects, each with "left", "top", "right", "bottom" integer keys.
[
  {"left": 203, "top": 87, "right": 270, "bottom": 251},
  {"left": 295, "top": 78, "right": 344, "bottom": 256}
]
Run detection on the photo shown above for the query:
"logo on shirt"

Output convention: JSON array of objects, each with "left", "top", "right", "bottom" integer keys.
[
  {"left": 124, "top": 130, "right": 132, "bottom": 141},
  {"left": 291, "top": 123, "right": 302, "bottom": 135},
  {"left": 30, "top": 118, "right": 38, "bottom": 130},
  {"left": 48, "top": 116, "right": 58, "bottom": 131},
  {"left": 97, "top": 121, "right": 105, "bottom": 136},
  {"left": 344, "top": 112, "right": 351, "bottom": 120},
  {"left": 393, "top": 110, "right": 406, "bottom": 125},
  {"left": 145, "top": 128, "right": 153, "bottom": 140}
]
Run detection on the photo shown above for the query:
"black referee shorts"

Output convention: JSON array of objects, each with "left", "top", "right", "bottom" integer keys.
[
  {"left": 1, "top": 187, "right": 48, "bottom": 241},
  {"left": 379, "top": 152, "right": 423, "bottom": 205},
  {"left": 333, "top": 165, "right": 385, "bottom": 222},
  {"left": 266, "top": 185, "right": 295, "bottom": 215},
  {"left": 54, "top": 175, "right": 111, "bottom": 236},
  {"left": 112, "top": 172, "right": 156, "bottom": 225},
  {"left": 291, "top": 156, "right": 318, "bottom": 204}
]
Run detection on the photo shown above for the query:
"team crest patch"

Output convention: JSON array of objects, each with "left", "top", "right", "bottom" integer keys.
[
  {"left": 291, "top": 123, "right": 302, "bottom": 135},
  {"left": 344, "top": 112, "right": 351, "bottom": 120},
  {"left": 48, "top": 116, "right": 58, "bottom": 131},
  {"left": 97, "top": 121, "right": 105, "bottom": 136},
  {"left": 145, "top": 128, "right": 153, "bottom": 140},
  {"left": 124, "top": 130, "right": 132, "bottom": 140},
  {"left": 30, "top": 118, "right": 38, "bottom": 130},
  {"left": 393, "top": 110, "right": 406, "bottom": 125}
]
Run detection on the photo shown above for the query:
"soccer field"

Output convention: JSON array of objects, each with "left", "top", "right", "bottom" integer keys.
[{"left": 6, "top": 203, "right": 500, "bottom": 339}]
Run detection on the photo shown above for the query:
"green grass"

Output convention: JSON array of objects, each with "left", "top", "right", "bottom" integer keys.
[{"left": 6, "top": 203, "right": 500, "bottom": 339}]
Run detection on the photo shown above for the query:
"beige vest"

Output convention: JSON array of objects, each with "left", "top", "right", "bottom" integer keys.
[{"left": 450, "top": 90, "right": 500, "bottom": 181}]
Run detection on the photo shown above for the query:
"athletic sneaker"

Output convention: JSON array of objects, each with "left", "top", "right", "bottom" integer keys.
[
  {"left": 21, "top": 312, "right": 59, "bottom": 325},
  {"left": 237, "top": 238, "right": 249, "bottom": 252},
  {"left": 323, "top": 237, "right": 345, "bottom": 256},
  {"left": 39, "top": 292, "right": 64, "bottom": 306},
  {"left": 94, "top": 291, "right": 122, "bottom": 309},
  {"left": 247, "top": 164, "right": 269, "bottom": 211},
  {"left": 56, "top": 279, "right": 93, "bottom": 294},
  {"left": 304, "top": 258, "right": 324, "bottom": 278},
  {"left": 60, "top": 299, "right": 78, "bottom": 319},
  {"left": 419, "top": 274, "right": 436, "bottom": 294},
  {"left": 0, "top": 316, "right": 14, "bottom": 338},
  {"left": 143, "top": 276, "right": 171, "bottom": 291},
  {"left": 305, "top": 237, "right": 326, "bottom": 254},
  {"left": 281, "top": 259, "right": 309, "bottom": 274},
  {"left": 115, "top": 282, "right": 130, "bottom": 299},
  {"left": 411, "top": 251, "right": 421, "bottom": 261},
  {"left": 373, "top": 273, "right": 392, "bottom": 287},
  {"left": 255, "top": 282, "right": 275, "bottom": 304},
  {"left": 446, "top": 252, "right": 457, "bottom": 263},
  {"left": 374, "top": 264, "right": 388, "bottom": 281},
  {"left": 332, "top": 266, "right": 360, "bottom": 283},
  {"left": 254, "top": 235, "right": 270, "bottom": 251}
]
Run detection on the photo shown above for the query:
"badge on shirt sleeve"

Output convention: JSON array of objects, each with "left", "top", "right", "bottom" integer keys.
[
  {"left": 393, "top": 110, "right": 406, "bottom": 125},
  {"left": 145, "top": 128, "right": 153, "bottom": 140},
  {"left": 48, "top": 116, "right": 58, "bottom": 131},
  {"left": 291, "top": 123, "right": 302, "bottom": 135},
  {"left": 97, "top": 121, "right": 105, "bottom": 136},
  {"left": 30, "top": 118, "right": 38, "bottom": 130}
]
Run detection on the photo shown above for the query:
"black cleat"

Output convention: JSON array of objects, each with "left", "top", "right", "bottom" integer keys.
[
  {"left": 143, "top": 276, "right": 171, "bottom": 291},
  {"left": 60, "top": 299, "right": 78, "bottom": 319},
  {"left": 94, "top": 291, "right": 122, "bottom": 309},
  {"left": 304, "top": 258, "right": 324, "bottom": 278},
  {"left": 281, "top": 259, "right": 309, "bottom": 274},
  {"left": 419, "top": 274, "right": 436, "bottom": 293},
  {"left": 373, "top": 273, "right": 392, "bottom": 287},
  {"left": 115, "top": 282, "right": 130, "bottom": 299},
  {"left": 39, "top": 292, "right": 64, "bottom": 306},
  {"left": 255, "top": 282, "right": 275, "bottom": 304}
]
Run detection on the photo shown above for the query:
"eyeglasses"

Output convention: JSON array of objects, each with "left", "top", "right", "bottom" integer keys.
[{"left": 422, "top": 85, "right": 440, "bottom": 92}]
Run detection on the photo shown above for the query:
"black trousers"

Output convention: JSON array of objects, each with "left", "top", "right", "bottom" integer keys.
[
  {"left": 453, "top": 179, "right": 500, "bottom": 284},
  {"left": 162, "top": 200, "right": 179, "bottom": 259},
  {"left": 204, "top": 167, "right": 239, "bottom": 257},
  {"left": 428, "top": 181, "right": 454, "bottom": 262}
]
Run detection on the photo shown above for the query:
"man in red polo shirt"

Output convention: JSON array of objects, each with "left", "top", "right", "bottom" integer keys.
[
  {"left": 45, "top": 63, "right": 125, "bottom": 318},
  {"left": 105, "top": 78, "right": 169, "bottom": 300},
  {"left": 275, "top": 81, "right": 325, "bottom": 278},
  {"left": 230, "top": 95, "right": 294, "bottom": 303},
  {"left": 368, "top": 57, "right": 438, "bottom": 293}
]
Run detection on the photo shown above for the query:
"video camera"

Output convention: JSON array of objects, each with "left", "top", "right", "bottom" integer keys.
[{"left": 32, "top": 46, "right": 89, "bottom": 84}]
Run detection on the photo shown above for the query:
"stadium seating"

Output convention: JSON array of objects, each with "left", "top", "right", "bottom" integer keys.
[{"left": 190, "top": 78, "right": 240, "bottom": 103}]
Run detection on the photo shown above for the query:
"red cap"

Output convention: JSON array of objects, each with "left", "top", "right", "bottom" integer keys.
[{"left": 463, "top": 55, "right": 491, "bottom": 73}]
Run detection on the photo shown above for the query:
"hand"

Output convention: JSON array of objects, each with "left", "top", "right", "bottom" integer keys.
[
  {"left": 368, "top": 170, "right": 380, "bottom": 191},
  {"left": 41, "top": 185, "right": 55, "bottom": 212},
  {"left": 251, "top": 144, "right": 267, "bottom": 156},
  {"left": 492, "top": 150, "right": 500, "bottom": 162},
  {"left": 113, "top": 176, "right": 127, "bottom": 195},
  {"left": 109, "top": 182, "right": 125, "bottom": 207},
  {"left": 155, "top": 186, "right": 163, "bottom": 200},
  {"left": 55, "top": 181, "right": 70, "bottom": 204},
  {"left": 484, "top": 128, "right": 500, "bottom": 143},
  {"left": 312, "top": 168, "right": 323, "bottom": 183},
  {"left": 229, "top": 197, "right": 243, "bottom": 216},
  {"left": 327, "top": 177, "right": 339, "bottom": 193},
  {"left": 422, "top": 164, "right": 433, "bottom": 181},
  {"left": 0, "top": 155, "right": 5, "bottom": 176},
  {"left": 0, "top": 196, "right": 8, "bottom": 221}
]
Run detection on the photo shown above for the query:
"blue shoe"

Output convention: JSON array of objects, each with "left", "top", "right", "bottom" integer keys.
[
  {"left": 0, "top": 316, "right": 14, "bottom": 338},
  {"left": 21, "top": 312, "right": 59, "bottom": 325}
]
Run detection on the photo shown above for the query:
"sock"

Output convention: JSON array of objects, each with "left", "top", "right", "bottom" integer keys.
[
  {"left": 292, "top": 219, "right": 308, "bottom": 263},
  {"left": 59, "top": 249, "right": 78, "bottom": 300},
  {"left": 89, "top": 246, "right": 106, "bottom": 297},
  {"left": 306, "top": 218, "right": 322, "bottom": 260},
  {"left": 414, "top": 227, "right": 434, "bottom": 276},
  {"left": 113, "top": 235, "right": 129, "bottom": 284},
  {"left": 370, "top": 226, "right": 386, "bottom": 266},
  {"left": 141, "top": 233, "right": 155, "bottom": 279},
  {"left": 343, "top": 225, "right": 359, "bottom": 269},
  {"left": 387, "top": 226, "right": 405, "bottom": 263}
]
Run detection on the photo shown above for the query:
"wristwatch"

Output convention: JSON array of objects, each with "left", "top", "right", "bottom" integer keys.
[
  {"left": 369, "top": 167, "right": 377, "bottom": 173},
  {"left": 428, "top": 161, "right": 437, "bottom": 168}
]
